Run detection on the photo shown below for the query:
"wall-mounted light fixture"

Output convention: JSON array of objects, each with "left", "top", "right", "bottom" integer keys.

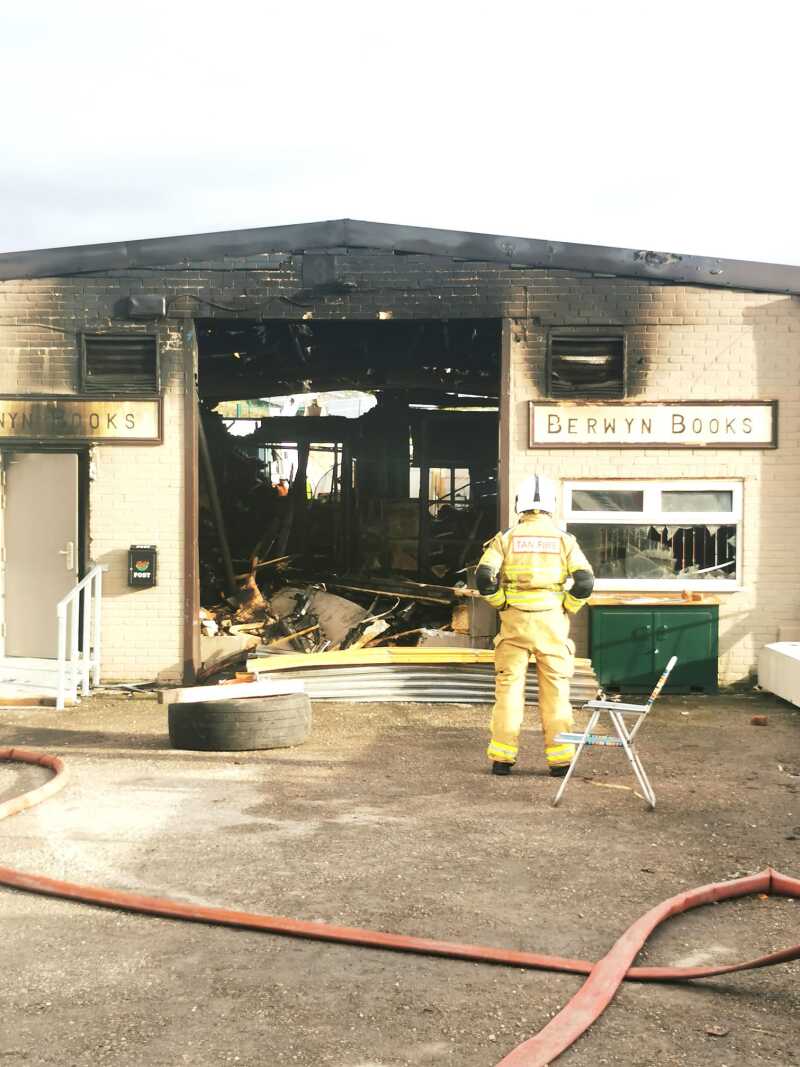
[{"left": 126, "top": 295, "right": 166, "bottom": 319}]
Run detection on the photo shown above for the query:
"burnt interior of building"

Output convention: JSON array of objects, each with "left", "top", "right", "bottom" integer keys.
[{"left": 196, "top": 318, "right": 501, "bottom": 650}]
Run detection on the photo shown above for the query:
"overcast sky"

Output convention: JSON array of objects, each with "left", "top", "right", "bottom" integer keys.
[{"left": 2, "top": 2, "right": 798, "bottom": 264}]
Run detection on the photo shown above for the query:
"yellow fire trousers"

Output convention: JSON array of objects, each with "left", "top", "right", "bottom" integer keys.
[{"left": 487, "top": 606, "right": 577, "bottom": 769}]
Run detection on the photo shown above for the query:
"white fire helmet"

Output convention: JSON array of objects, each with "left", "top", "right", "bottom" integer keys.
[{"left": 515, "top": 474, "right": 558, "bottom": 515}]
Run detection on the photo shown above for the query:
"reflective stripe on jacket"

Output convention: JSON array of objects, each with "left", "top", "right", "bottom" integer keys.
[{"left": 477, "top": 512, "right": 593, "bottom": 613}]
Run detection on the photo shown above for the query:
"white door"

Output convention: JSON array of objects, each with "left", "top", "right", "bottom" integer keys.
[{"left": 4, "top": 452, "right": 79, "bottom": 658}]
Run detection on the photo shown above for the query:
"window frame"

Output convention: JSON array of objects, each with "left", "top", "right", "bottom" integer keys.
[
  {"left": 563, "top": 479, "right": 743, "bottom": 592},
  {"left": 80, "top": 332, "right": 161, "bottom": 396},
  {"left": 546, "top": 330, "right": 627, "bottom": 400}
]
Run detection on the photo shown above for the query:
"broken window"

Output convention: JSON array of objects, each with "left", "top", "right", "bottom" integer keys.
[
  {"left": 252, "top": 442, "right": 341, "bottom": 498},
  {"left": 567, "top": 523, "right": 737, "bottom": 582},
  {"left": 81, "top": 334, "right": 159, "bottom": 394},
  {"left": 410, "top": 467, "right": 471, "bottom": 514},
  {"left": 564, "top": 481, "right": 741, "bottom": 589},
  {"left": 548, "top": 335, "right": 625, "bottom": 399}
]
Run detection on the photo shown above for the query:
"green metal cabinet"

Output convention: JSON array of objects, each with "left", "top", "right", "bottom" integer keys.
[{"left": 589, "top": 605, "right": 718, "bottom": 693}]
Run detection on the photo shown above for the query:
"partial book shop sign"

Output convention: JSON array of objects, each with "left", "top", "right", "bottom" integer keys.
[
  {"left": 529, "top": 401, "right": 776, "bottom": 449},
  {"left": 0, "top": 396, "right": 162, "bottom": 444}
]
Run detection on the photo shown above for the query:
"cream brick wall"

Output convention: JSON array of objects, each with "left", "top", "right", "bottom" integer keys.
[
  {"left": 0, "top": 273, "right": 188, "bottom": 683},
  {"left": 505, "top": 283, "right": 800, "bottom": 685},
  {"left": 88, "top": 325, "right": 187, "bottom": 683}
]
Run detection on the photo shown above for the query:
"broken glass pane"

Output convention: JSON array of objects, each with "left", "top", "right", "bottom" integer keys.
[
  {"left": 567, "top": 524, "right": 737, "bottom": 581},
  {"left": 571, "top": 489, "right": 644, "bottom": 512},
  {"left": 661, "top": 490, "right": 733, "bottom": 513}
]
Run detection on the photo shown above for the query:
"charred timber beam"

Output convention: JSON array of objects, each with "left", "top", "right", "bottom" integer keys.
[
  {"left": 198, "top": 407, "right": 237, "bottom": 596},
  {"left": 239, "top": 415, "right": 356, "bottom": 444},
  {"left": 201, "top": 374, "right": 499, "bottom": 403}
]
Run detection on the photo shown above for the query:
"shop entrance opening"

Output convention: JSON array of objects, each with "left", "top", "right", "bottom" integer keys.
[{"left": 194, "top": 318, "right": 501, "bottom": 651}]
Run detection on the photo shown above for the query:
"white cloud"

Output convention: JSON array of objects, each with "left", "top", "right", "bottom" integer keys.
[{"left": 1, "top": 0, "right": 798, "bottom": 263}]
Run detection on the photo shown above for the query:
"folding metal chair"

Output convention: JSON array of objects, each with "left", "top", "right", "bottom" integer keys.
[{"left": 551, "top": 656, "right": 678, "bottom": 810}]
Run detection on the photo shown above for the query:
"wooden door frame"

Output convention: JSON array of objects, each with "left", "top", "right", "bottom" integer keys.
[{"left": 182, "top": 324, "right": 201, "bottom": 684}]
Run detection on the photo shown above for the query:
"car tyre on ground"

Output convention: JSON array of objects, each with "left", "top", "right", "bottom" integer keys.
[{"left": 167, "top": 692, "right": 312, "bottom": 751}]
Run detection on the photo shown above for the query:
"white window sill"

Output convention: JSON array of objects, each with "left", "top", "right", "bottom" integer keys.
[{"left": 592, "top": 579, "right": 741, "bottom": 594}]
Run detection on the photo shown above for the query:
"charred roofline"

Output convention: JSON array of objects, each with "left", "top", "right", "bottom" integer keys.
[{"left": 0, "top": 218, "right": 798, "bottom": 295}]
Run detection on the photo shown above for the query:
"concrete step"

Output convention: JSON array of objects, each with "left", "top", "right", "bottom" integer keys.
[
  {"left": 0, "top": 657, "right": 63, "bottom": 705},
  {"left": 0, "top": 657, "right": 60, "bottom": 685}
]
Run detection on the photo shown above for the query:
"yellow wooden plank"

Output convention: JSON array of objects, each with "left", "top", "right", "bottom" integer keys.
[
  {"left": 247, "top": 647, "right": 594, "bottom": 673},
  {"left": 158, "top": 679, "right": 304, "bottom": 705}
]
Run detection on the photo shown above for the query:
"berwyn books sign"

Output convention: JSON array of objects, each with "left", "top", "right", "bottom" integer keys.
[
  {"left": 529, "top": 401, "right": 777, "bottom": 449},
  {"left": 0, "top": 396, "right": 162, "bottom": 443}
]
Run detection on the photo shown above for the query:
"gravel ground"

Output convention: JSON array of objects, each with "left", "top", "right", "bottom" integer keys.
[{"left": 0, "top": 690, "right": 798, "bottom": 1066}]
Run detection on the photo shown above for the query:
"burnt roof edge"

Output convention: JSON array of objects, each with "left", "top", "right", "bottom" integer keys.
[{"left": 0, "top": 217, "right": 798, "bottom": 295}]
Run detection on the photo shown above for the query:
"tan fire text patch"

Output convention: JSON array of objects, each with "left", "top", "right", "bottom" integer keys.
[{"left": 512, "top": 536, "right": 561, "bottom": 554}]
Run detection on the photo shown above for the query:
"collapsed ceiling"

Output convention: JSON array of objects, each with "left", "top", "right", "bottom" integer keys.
[{"left": 197, "top": 318, "right": 501, "bottom": 401}]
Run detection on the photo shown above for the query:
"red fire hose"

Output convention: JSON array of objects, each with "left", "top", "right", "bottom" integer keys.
[{"left": 1, "top": 746, "right": 798, "bottom": 1065}]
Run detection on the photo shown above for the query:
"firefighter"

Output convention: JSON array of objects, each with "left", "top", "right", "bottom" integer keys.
[{"left": 476, "top": 474, "right": 594, "bottom": 777}]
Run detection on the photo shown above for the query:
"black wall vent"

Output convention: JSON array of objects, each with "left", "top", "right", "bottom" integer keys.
[
  {"left": 81, "top": 334, "right": 159, "bottom": 395},
  {"left": 548, "top": 335, "right": 625, "bottom": 399}
]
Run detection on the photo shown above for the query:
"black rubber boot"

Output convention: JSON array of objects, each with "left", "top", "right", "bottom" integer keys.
[
  {"left": 549, "top": 764, "right": 571, "bottom": 778},
  {"left": 491, "top": 761, "right": 514, "bottom": 776}
]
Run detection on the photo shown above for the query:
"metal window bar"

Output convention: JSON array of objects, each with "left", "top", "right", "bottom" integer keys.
[{"left": 56, "top": 564, "right": 106, "bottom": 711}]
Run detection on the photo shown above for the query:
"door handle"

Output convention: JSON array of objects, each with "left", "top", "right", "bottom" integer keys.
[{"left": 59, "top": 541, "right": 76, "bottom": 572}]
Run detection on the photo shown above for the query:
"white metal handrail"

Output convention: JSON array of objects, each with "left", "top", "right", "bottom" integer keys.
[{"left": 56, "top": 564, "right": 105, "bottom": 711}]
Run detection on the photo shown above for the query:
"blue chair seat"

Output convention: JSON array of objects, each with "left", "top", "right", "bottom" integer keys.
[{"left": 556, "top": 731, "right": 624, "bottom": 747}]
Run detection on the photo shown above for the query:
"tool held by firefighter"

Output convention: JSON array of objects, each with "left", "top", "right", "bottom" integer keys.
[{"left": 476, "top": 474, "right": 594, "bottom": 777}]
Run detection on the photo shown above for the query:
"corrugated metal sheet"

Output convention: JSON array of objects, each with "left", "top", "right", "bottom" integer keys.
[{"left": 253, "top": 662, "right": 599, "bottom": 705}]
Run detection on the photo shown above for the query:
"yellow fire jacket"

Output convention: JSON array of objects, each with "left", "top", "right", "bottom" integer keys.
[{"left": 476, "top": 511, "right": 594, "bottom": 614}]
